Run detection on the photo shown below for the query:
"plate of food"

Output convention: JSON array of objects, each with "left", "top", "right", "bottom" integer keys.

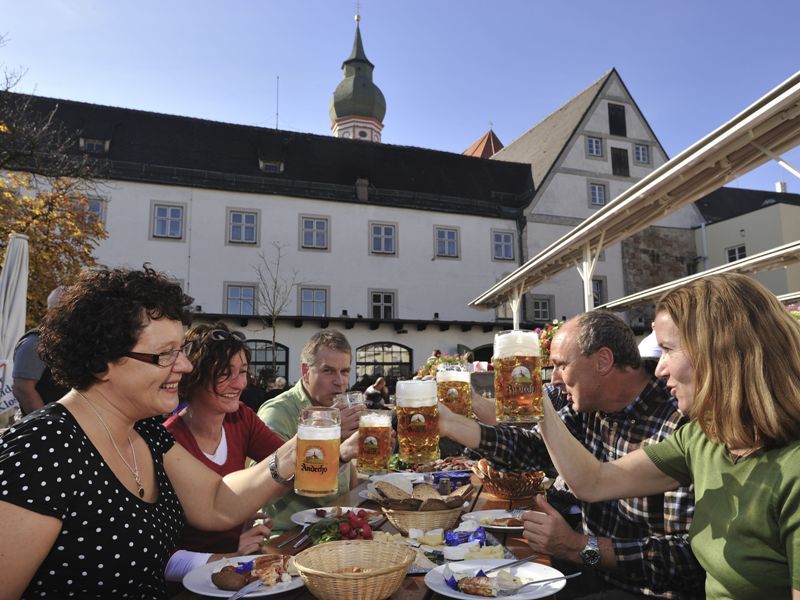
[
  {"left": 424, "top": 559, "right": 566, "bottom": 599},
  {"left": 460, "top": 509, "right": 526, "bottom": 532},
  {"left": 290, "top": 506, "right": 382, "bottom": 527},
  {"left": 182, "top": 554, "right": 303, "bottom": 597}
]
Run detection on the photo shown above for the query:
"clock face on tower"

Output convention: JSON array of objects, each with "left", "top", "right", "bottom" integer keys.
[
  {"left": 373, "top": 133, "right": 380, "bottom": 141},
  {"left": 343, "top": 131, "right": 351, "bottom": 138}
]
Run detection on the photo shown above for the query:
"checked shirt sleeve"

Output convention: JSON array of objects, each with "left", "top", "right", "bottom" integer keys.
[
  {"left": 476, "top": 386, "right": 585, "bottom": 472},
  {"left": 610, "top": 483, "right": 705, "bottom": 596}
]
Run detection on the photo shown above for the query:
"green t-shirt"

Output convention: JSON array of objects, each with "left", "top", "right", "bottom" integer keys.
[
  {"left": 256, "top": 380, "right": 351, "bottom": 533},
  {"left": 644, "top": 420, "right": 800, "bottom": 599}
]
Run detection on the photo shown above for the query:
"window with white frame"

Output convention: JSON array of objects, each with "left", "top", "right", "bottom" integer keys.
[
  {"left": 225, "top": 284, "right": 256, "bottom": 315},
  {"left": 726, "top": 244, "right": 746, "bottom": 263},
  {"left": 586, "top": 136, "right": 603, "bottom": 157},
  {"left": 592, "top": 278, "right": 606, "bottom": 307},
  {"left": 80, "top": 137, "right": 108, "bottom": 154},
  {"left": 228, "top": 209, "right": 258, "bottom": 244},
  {"left": 87, "top": 197, "right": 107, "bottom": 224},
  {"left": 435, "top": 227, "right": 459, "bottom": 258},
  {"left": 589, "top": 183, "right": 607, "bottom": 207},
  {"left": 496, "top": 302, "right": 513, "bottom": 320},
  {"left": 530, "top": 296, "right": 552, "bottom": 321},
  {"left": 634, "top": 143, "right": 650, "bottom": 164},
  {"left": 492, "top": 230, "right": 515, "bottom": 261},
  {"left": 301, "top": 216, "right": 328, "bottom": 249},
  {"left": 370, "top": 290, "right": 395, "bottom": 320},
  {"left": 153, "top": 203, "right": 184, "bottom": 239},
  {"left": 300, "top": 287, "right": 328, "bottom": 317},
  {"left": 370, "top": 222, "right": 396, "bottom": 255}
]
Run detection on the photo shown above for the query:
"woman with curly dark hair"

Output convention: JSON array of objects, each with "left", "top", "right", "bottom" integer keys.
[
  {"left": 162, "top": 322, "right": 285, "bottom": 581},
  {"left": 0, "top": 266, "right": 297, "bottom": 599}
]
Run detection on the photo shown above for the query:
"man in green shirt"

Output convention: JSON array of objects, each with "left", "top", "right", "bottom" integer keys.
[{"left": 257, "top": 329, "right": 364, "bottom": 533}]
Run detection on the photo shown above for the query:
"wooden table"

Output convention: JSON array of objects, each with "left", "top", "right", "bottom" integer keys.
[{"left": 174, "top": 476, "right": 554, "bottom": 599}]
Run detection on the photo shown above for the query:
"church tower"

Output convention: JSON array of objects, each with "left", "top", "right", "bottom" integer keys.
[{"left": 329, "top": 15, "right": 386, "bottom": 142}]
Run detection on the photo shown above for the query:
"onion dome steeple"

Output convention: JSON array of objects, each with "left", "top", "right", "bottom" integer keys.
[{"left": 329, "top": 15, "right": 386, "bottom": 143}]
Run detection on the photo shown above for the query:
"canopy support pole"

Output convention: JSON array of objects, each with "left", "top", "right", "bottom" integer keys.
[
  {"left": 750, "top": 141, "right": 800, "bottom": 182},
  {"left": 575, "top": 232, "right": 606, "bottom": 311}
]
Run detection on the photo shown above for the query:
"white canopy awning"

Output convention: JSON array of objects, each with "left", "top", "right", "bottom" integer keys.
[
  {"left": 777, "top": 291, "right": 800, "bottom": 304},
  {"left": 470, "top": 70, "right": 800, "bottom": 309},
  {"left": 594, "top": 239, "right": 800, "bottom": 310}
]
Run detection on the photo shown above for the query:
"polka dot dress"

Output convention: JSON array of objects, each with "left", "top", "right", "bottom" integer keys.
[{"left": 0, "top": 403, "right": 186, "bottom": 598}]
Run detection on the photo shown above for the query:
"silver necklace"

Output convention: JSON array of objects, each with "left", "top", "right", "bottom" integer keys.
[{"left": 76, "top": 390, "right": 145, "bottom": 498}]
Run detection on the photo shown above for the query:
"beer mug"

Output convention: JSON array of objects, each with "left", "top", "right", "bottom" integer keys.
[
  {"left": 357, "top": 410, "right": 392, "bottom": 475},
  {"left": 493, "top": 329, "right": 543, "bottom": 424},
  {"left": 436, "top": 365, "right": 472, "bottom": 417},
  {"left": 334, "top": 391, "right": 366, "bottom": 409},
  {"left": 395, "top": 380, "right": 439, "bottom": 465},
  {"left": 295, "top": 407, "right": 341, "bottom": 497}
]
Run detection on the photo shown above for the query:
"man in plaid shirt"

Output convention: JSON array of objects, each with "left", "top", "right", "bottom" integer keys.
[{"left": 440, "top": 312, "right": 704, "bottom": 598}]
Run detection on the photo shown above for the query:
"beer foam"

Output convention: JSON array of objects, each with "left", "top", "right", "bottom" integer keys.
[
  {"left": 298, "top": 423, "right": 341, "bottom": 440},
  {"left": 396, "top": 380, "right": 437, "bottom": 407},
  {"left": 494, "top": 329, "right": 540, "bottom": 357},
  {"left": 436, "top": 370, "right": 470, "bottom": 383},
  {"left": 360, "top": 412, "right": 392, "bottom": 427}
]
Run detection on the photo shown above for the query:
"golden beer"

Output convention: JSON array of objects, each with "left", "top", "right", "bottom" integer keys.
[
  {"left": 357, "top": 411, "right": 392, "bottom": 475},
  {"left": 295, "top": 408, "right": 341, "bottom": 497},
  {"left": 436, "top": 369, "right": 472, "bottom": 417},
  {"left": 396, "top": 380, "right": 439, "bottom": 464},
  {"left": 493, "top": 329, "right": 543, "bottom": 424}
]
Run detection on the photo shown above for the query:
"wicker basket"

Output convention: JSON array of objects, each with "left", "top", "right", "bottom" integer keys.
[
  {"left": 381, "top": 506, "right": 463, "bottom": 535},
  {"left": 293, "top": 540, "right": 416, "bottom": 600},
  {"left": 472, "top": 461, "right": 546, "bottom": 500}
]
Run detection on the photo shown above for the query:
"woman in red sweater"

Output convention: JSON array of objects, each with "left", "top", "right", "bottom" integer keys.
[{"left": 163, "top": 322, "right": 286, "bottom": 581}]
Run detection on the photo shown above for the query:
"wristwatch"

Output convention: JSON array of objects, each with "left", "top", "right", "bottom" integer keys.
[
  {"left": 268, "top": 453, "right": 295, "bottom": 486},
  {"left": 580, "top": 534, "right": 600, "bottom": 567}
]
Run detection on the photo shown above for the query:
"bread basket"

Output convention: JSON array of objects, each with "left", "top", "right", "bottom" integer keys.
[
  {"left": 381, "top": 505, "right": 464, "bottom": 535},
  {"left": 293, "top": 540, "right": 416, "bottom": 600},
  {"left": 472, "top": 458, "right": 548, "bottom": 500}
]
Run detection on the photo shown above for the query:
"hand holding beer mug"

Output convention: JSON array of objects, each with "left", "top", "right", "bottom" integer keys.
[
  {"left": 396, "top": 380, "right": 440, "bottom": 465},
  {"left": 493, "top": 329, "right": 543, "bottom": 424},
  {"left": 295, "top": 407, "right": 341, "bottom": 497},
  {"left": 357, "top": 410, "right": 392, "bottom": 475},
  {"left": 436, "top": 363, "right": 472, "bottom": 418},
  {"left": 334, "top": 392, "right": 366, "bottom": 439}
]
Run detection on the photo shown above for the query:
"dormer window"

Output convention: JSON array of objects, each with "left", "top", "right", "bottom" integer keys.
[
  {"left": 258, "top": 159, "right": 284, "bottom": 174},
  {"left": 79, "top": 137, "right": 109, "bottom": 155}
]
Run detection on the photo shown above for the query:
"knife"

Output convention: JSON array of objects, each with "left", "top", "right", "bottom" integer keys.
[
  {"left": 292, "top": 533, "right": 311, "bottom": 549},
  {"left": 227, "top": 579, "right": 264, "bottom": 600}
]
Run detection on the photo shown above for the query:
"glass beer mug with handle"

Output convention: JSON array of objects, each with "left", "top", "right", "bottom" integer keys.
[
  {"left": 357, "top": 410, "right": 393, "bottom": 475},
  {"left": 436, "top": 364, "right": 472, "bottom": 418},
  {"left": 295, "top": 407, "right": 341, "bottom": 497},
  {"left": 493, "top": 329, "right": 543, "bottom": 424},
  {"left": 395, "top": 379, "right": 440, "bottom": 465}
]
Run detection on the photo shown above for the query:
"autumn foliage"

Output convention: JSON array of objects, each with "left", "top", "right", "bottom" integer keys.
[{"left": 0, "top": 173, "right": 107, "bottom": 328}]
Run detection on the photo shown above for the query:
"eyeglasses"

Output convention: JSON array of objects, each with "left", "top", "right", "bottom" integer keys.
[
  {"left": 208, "top": 329, "right": 246, "bottom": 342},
  {"left": 125, "top": 341, "right": 194, "bottom": 367}
]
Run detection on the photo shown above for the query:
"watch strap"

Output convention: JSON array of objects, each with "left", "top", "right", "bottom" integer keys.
[{"left": 268, "top": 452, "right": 295, "bottom": 486}]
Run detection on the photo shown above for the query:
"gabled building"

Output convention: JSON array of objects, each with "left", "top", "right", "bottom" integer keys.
[
  {"left": 480, "top": 69, "right": 704, "bottom": 329},
  {"left": 693, "top": 184, "right": 800, "bottom": 294}
]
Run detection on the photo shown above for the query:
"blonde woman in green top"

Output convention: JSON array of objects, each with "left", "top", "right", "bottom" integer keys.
[{"left": 536, "top": 274, "right": 800, "bottom": 600}]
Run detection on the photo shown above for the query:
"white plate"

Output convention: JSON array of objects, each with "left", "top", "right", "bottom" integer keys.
[
  {"left": 461, "top": 509, "right": 524, "bottom": 532},
  {"left": 182, "top": 554, "right": 304, "bottom": 598},
  {"left": 372, "top": 472, "right": 426, "bottom": 484},
  {"left": 424, "top": 559, "right": 566, "bottom": 599},
  {"left": 289, "top": 506, "right": 382, "bottom": 526}
]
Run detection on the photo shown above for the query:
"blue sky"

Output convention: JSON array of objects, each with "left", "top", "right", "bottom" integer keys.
[{"left": 3, "top": 0, "right": 799, "bottom": 192}]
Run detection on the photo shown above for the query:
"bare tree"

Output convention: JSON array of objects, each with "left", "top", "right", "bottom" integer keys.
[{"left": 253, "top": 242, "right": 304, "bottom": 378}]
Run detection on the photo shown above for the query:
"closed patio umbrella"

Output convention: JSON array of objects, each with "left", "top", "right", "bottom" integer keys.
[{"left": 0, "top": 233, "right": 30, "bottom": 424}]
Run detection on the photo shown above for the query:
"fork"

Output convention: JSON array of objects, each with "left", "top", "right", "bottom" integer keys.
[
  {"left": 496, "top": 572, "right": 582, "bottom": 596},
  {"left": 277, "top": 521, "right": 312, "bottom": 549}
]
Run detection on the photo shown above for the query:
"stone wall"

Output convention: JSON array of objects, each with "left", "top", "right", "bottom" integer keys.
[{"left": 620, "top": 226, "right": 698, "bottom": 332}]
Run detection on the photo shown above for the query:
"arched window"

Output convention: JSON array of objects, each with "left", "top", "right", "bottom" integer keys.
[
  {"left": 245, "top": 339, "right": 289, "bottom": 384},
  {"left": 355, "top": 342, "right": 413, "bottom": 393}
]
